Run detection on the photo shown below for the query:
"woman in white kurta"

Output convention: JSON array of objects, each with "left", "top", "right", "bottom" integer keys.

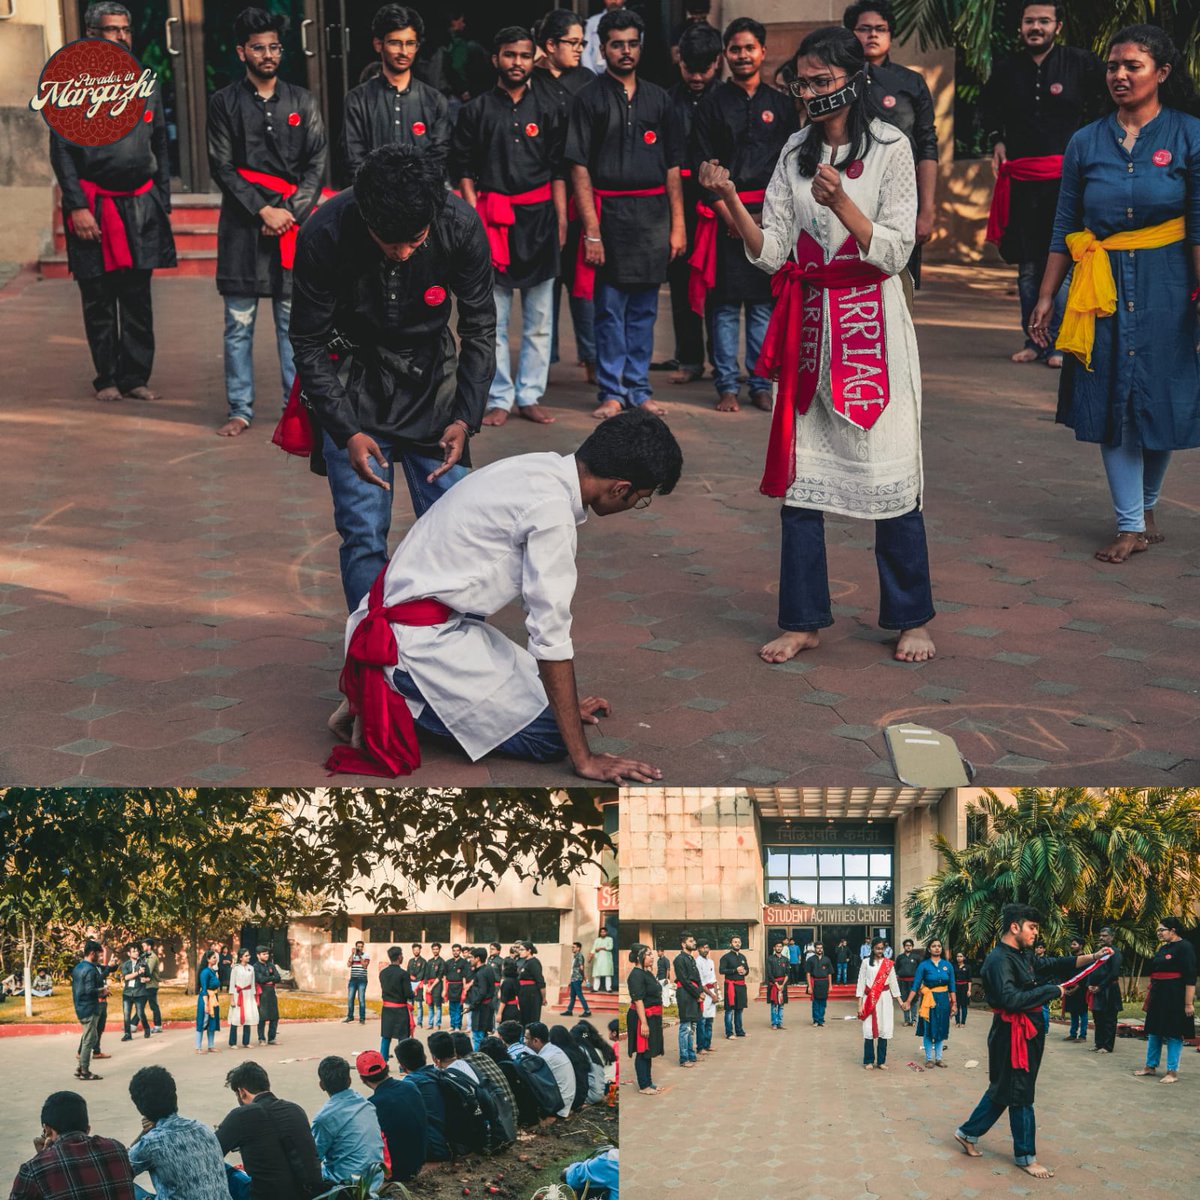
[
  {"left": 227, "top": 949, "right": 259, "bottom": 1048},
  {"left": 700, "top": 25, "right": 935, "bottom": 665},
  {"left": 857, "top": 938, "right": 903, "bottom": 1069}
]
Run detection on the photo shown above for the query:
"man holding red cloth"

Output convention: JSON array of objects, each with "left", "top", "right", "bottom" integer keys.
[
  {"left": 979, "top": 2, "right": 1103, "bottom": 367},
  {"left": 50, "top": 4, "right": 176, "bottom": 405},
  {"left": 452, "top": 26, "right": 568, "bottom": 428},
  {"left": 954, "top": 903, "right": 1112, "bottom": 1180},
  {"left": 208, "top": 7, "right": 327, "bottom": 437}
]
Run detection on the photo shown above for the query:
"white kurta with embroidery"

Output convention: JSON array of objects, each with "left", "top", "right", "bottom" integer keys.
[
  {"left": 857, "top": 955, "right": 903, "bottom": 1040},
  {"left": 746, "top": 118, "right": 923, "bottom": 518}
]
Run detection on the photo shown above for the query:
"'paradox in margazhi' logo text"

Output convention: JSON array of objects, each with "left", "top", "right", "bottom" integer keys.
[{"left": 31, "top": 67, "right": 156, "bottom": 121}]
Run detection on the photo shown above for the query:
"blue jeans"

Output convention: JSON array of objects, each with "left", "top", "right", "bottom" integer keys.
[
  {"left": 323, "top": 430, "right": 468, "bottom": 612},
  {"left": 1145, "top": 1034, "right": 1183, "bottom": 1073},
  {"left": 1100, "top": 399, "right": 1173, "bottom": 533},
  {"left": 449, "top": 1000, "right": 462, "bottom": 1029},
  {"left": 391, "top": 668, "right": 568, "bottom": 763},
  {"left": 836, "top": 961, "right": 848, "bottom": 984},
  {"left": 811, "top": 997, "right": 827, "bottom": 1025},
  {"left": 564, "top": 979, "right": 590, "bottom": 1014},
  {"left": 472, "top": 1029, "right": 485, "bottom": 1051},
  {"left": 427, "top": 1002, "right": 442, "bottom": 1028},
  {"left": 724, "top": 1004, "right": 745, "bottom": 1037},
  {"left": 491, "top": 278, "right": 554, "bottom": 410},
  {"left": 678, "top": 1019, "right": 697, "bottom": 1064},
  {"left": 1069, "top": 1010, "right": 1088, "bottom": 1039},
  {"left": 1017, "top": 258, "right": 1069, "bottom": 356},
  {"left": 594, "top": 280, "right": 658, "bottom": 408},
  {"left": 347, "top": 978, "right": 366, "bottom": 1020},
  {"left": 711, "top": 300, "right": 772, "bottom": 397},
  {"left": 222, "top": 295, "right": 294, "bottom": 425},
  {"left": 923, "top": 1034, "right": 945, "bottom": 1061},
  {"left": 697, "top": 1015, "right": 713, "bottom": 1051},
  {"left": 769, "top": 1002, "right": 783, "bottom": 1028},
  {"left": 413, "top": 996, "right": 425, "bottom": 1026},
  {"left": 779, "top": 504, "right": 935, "bottom": 631},
  {"left": 552, "top": 283, "right": 596, "bottom": 365},
  {"left": 864, "top": 1037, "right": 888, "bottom": 1066},
  {"left": 957, "top": 1093, "right": 1036, "bottom": 1166}
]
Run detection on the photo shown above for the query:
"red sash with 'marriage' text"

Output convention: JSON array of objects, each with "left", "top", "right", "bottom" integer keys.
[
  {"left": 687, "top": 190, "right": 766, "bottom": 315},
  {"left": 571, "top": 188, "right": 668, "bottom": 300},
  {"left": 756, "top": 231, "right": 891, "bottom": 497},
  {"left": 636, "top": 1004, "right": 663, "bottom": 1053},
  {"left": 477, "top": 184, "right": 553, "bottom": 273},
  {"left": 858, "top": 957, "right": 893, "bottom": 1039},
  {"left": 74, "top": 177, "right": 154, "bottom": 272},
  {"left": 985, "top": 155, "right": 1064, "bottom": 246}
]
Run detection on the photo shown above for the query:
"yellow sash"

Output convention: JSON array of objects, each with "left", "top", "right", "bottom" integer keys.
[
  {"left": 917, "top": 983, "right": 948, "bottom": 1022},
  {"left": 1057, "top": 216, "right": 1186, "bottom": 370}
]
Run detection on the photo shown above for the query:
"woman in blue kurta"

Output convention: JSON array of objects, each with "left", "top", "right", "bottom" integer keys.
[
  {"left": 1031, "top": 25, "right": 1200, "bottom": 563},
  {"left": 904, "top": 937, "right": 955, "bottom": 1067},
  {"left": 195, "top": 950, "right": 222, "bottom": 1053}
]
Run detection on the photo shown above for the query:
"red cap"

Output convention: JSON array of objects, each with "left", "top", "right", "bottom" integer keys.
[{"left": 356, "top": 1050, "right": 388, "bottom": 1080}]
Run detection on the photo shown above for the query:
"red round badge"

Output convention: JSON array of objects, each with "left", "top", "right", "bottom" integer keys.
[
  {"left": 1153, "top": 149, "right": 1172, "bottom": 166},
  {"left": 424, "top": 285, "right": 447, "bottom": 307},
  {"left": 761, "top": 109, "right": 775, "bottom": 123},
  {"left": 143, "top": 109, "right": 153, "bottom": 122},
  {"left": 525, "top": 122, "right": 540, "bottom": 137},
  {"left": 881, "top": 94, "right": 896, "bottom": 109},
  {"left": 1049, "top": 82, "right": 1063, "bottom": 95},
  {"left": 288, "top": 111, "right": 301, "bottom": 126},
  {"left": 643, "top": 130, "right": 657, "bottom": 145},
  {"left": 413, "top": 121, "right": 427, "bottom": 136},
  {"left": 846, "top": 160, "right": 864, "bottom": 179}
]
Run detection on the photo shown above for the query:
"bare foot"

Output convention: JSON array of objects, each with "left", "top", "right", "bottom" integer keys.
[
  {"left": 592, "top": 399, "right": 623, "bottom": 421},
  {"left": 124, "top": 385, "right": 159, "bottom": 400},
  {"left": 1133, "top": 1067, "right": 1158, "bottom": 1077},
  {"left": 895, "top": 625, "right": 936, "bottom": 662},
  {"left": 716, "top": 392, "right": 740, "bottom": 413},
  {"left": 1161, "top": 1071, "right": 1178, "bottom": 1083},
  {"left": 760, "top": 630, "right": 820, "bottom": 663},
  {"left": 96, "top": 386, "right": 122, "bottom": 402},
  {"left": 1144, "top": 509, "right": 1165, "bottom": 544},
  {"left": 518, "top": 404, "right": 556, "bottom": 424},
  {"left": 1094, "top": 531, "right": 1148, "bottom": 563},
  {"left": 954, "top": 1134, "right": 982, "bottom": 1158},
  {"left": 750, "top": 391, "right": 773, "bottom": 411},
  {"left": 328, "top": 699, "right": 353, "bottom": 744},
  {"left": 1019, "top": 1163, "right": 1055, "bottom": 1180},
  {"left": 481, "top": 407, "right": 510, "bottom": 427},
  {"left": 641, "top": 400, "right": 668, "bottom": 416},
  {"left": 863, "top": 1063, "right": 874, "bottom": 1070},
  {"left": 876, "top": 1063, "right": 888, "bottom": 1070},
  {"left": 1010, "top": 347, "right": 1039, "bottom": 363},
  {"left": 216, "top": 417, "right": 250, "bottom": 437},
  {"left": 670, "top": 367, "right": 703, "bottom": 384},
  {"left": 1045, "top": 353, "right": 1063, "bottom": 369}
]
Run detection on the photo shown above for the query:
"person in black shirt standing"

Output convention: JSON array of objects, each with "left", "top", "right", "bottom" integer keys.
[
  {"left": 252, "top": 946, "right": 282, "bottom": 1046},
  {"left": 290, "top": 145, "right": 495, "bottom": 617},
  {"left": 378, "top": 945, "right": 414, "bottom": 1062},
  {"left": 453, "top": 27, "right": 568, "bottom": 429},
  {"left": 673, "top": 933, "right": 703, "bottom": 1066},
  {"left": 893, "top": 938, "right": 920, "bottom": 1026},
  {"left": 718, "top": 936, "right": 749, "bottom": 1039},
  {"left": 208, "top": 7, "right": 327, "bottom": 439},
  {"left": 691, "top": 17, "right": 799, "bottom": 413},
  {"left": 1087, "top": 926, "right": 1122, "bottom": 1055},
  {"left": 463, "top": 946, "right": 497, "bottom": 1051},
  {"left": 342, "top": 6, "right": 451, "bottom": 185},
  {"left": 979, "top": 2, "right": 1103, "bottom": 367},
  {"left": 566, "top": 8, "right": 686, "bottom": 420},
  {"left": 50, "top": 4, "right": 176, "bottom": 406},
  {"left": 423, "top": 942, "right": 446, "bottom": 1029},
  {"left": 444, "top": 943, "right": 469, "bottom": 1031},
  {"left": 806, "top": 942, "right": 834, "bottom": 1027},
  {"left": 407, "top": 943, "right": 427, "bottom": 1029},
  {"left": 517, "top": 941, "right": 546, "bottom": 1025}
]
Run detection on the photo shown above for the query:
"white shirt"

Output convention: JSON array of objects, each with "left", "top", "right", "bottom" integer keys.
[
  {"left": 346, "top": 452, "right": 587, "bottom": 761},
  {"left": 537, "top": 1042, "right": 576, "bottom": 1116},
  {"left": 227, "top": 964, "right": 258, "bottom": 1026},
  {"left": 581, "top": 13, "right": 605, "bottom": 74},
  {"left": 448, "top": 1059, "right": 480, "bottom": 1084},
  {"left": 696, "top": 953, "right": 717, "bottom": 1018}
]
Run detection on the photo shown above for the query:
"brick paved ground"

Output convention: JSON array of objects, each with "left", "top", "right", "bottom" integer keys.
[
  {"left": 1, "top": 264, "right": 1197, "bottom": 785},
  {"left": 622, "top": 1001, "right": 1196, "bottom": 1199}
]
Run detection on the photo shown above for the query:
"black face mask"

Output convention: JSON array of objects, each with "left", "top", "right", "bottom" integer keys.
[{"left": 805, "top": 71, "right": 862, "bottom": 118}]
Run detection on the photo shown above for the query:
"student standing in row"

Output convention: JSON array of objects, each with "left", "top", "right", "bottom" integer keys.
[{"left": 378, "top": 945, "right": 414, "bottom": 1061}]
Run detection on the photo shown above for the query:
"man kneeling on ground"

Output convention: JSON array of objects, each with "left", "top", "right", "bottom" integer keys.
[{"left": 326, "top": 408, "right": 681, "bottom": 783}]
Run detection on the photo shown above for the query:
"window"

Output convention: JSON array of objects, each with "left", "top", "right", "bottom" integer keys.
[
  {"left": 330, "top": 917, "right": 349, "bottom": 945},
  {"left": 966, "top": 810, "right": 988, "bottom": 846},
  {"left": 763, "top": 846, "right": 894, "bottom": 908},
  {"left": 364, "top": 913, "right": 451, "bottom": 944},
  {"left": 466, "top": 910, "right": 562, "bottom": 946},
  {"left": 651, "top": 922, "right": 752, "bottom": 952}
]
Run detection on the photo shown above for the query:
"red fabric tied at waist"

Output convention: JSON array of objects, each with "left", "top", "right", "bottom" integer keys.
[
  {"left": 756, "top": 231, "right": 891, "bottom": 497},
  {"left": 324, "top": 571, "right": 451, "bottom": 778},
  {"left": 985, "top": 154, "right": 1064, "bottom": 245},
  {"left": 1000, "top": 1008, "right": 1041, "bottom": 1071},
  {"left": 477, "top": 183, "right": 553, "bottom": 273},
  {"left": 636, "top": 1004, "right": 663, "bottom": 1053},
  {"left": 381, "top": 1001, "right": 412, "bottom": 1008},
  {"left": 235, "top": 171, "right": 337, "bottom": 269},
  {"left": 571, "top": 187, "right": 668, "bottom": 300},
  {"left": 688, "top": 189, "right": 766, "bottom": 315},
  {"left": 75, "top": 177, "right": 154, "bottom": 272},
  {"left": 768, "top": 976, "right": 788, "bottom": 1005},
  {"left": 1149, "top": 972, "right": 1182, "bottom": 980}
]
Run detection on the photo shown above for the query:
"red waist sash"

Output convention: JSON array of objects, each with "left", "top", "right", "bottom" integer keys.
[
  {"left": 688, "top": 189, "right": 766, "bottom": 315},
  {"left": 756, "top": 231, "right": 891, "bottom": 496},
  {"left": 325, "top": 570, "right": 452, "bottom": 778},
  {"left": 381, "top": 1000, "right": 411, "bottom": 1008},
  {"left": 237, "top": 168, "right": 301, "bottom": 267},
  {"left": 985, "top": 154, "right": 1064, "bottom": 245},
  {"left": 74, "top": 177, "right": 154, "bottom": 272},
  {"left": 1150, "top": 972, "right": 1182, "bottom": 980},
  {"left": 999, "top": 1008, "right": 1041, "bottom": 1071},
  {"left": 724, "top": 978, "right": 745, "bottom": 1008},
  {"left": 477, "top": 183, "right": 553, "bottom": 273},
  {"left": 571, "top": 186, "right": 668, "bottom": 300},
  {"left": 635, "top": 1004, "right": 663, "bottom": 1053},
  {"left": 234, "top": 984, "right": 251, "bottom": 1023},
  {"left": 768, "top": 975, "right": 789, "bottom": 1005}
]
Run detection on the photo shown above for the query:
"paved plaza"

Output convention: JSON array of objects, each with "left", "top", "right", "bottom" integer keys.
[
  {"left": 622, "top": 1001, "right": 1197, "bottom": 1199},
  {"left": 1, "top": 264, "right": 1198, "bottom": 785}
]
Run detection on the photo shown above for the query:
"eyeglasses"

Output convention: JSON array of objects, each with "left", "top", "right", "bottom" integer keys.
[
  {"left": 633, "top": 493, "right": 653, "bottom": 510},
  {"left": 554, "top": 37, "right": 585, "bottom": 48},
  {"left": 853, "top": 24, "right": 890, "bottom": 34},
  {"left": 246, "top": 42, "right": 284, "bottom": 55},
  {"left": 787, "top": 72, "right": 847, "bottom": 97}
]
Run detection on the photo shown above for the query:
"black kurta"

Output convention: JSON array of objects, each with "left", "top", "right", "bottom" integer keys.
[
  {"left": 672, "top": 951, "right": 703, "bottom": 1022},
  {"left": 50, "top": 88, "right": 176, "bottom": 280},
  {"left": 464, "top": 963, "right": 496, "bottom": 1033},
  {"left": 444, "top": 956, "right": 468, "bottom": 1003},
  {"left": 717, "top": 950, "right": 749, "bottom": 1010},
  {"left": 207, "top": 78, "right": 328, "bottom": 298},
  {"left": 691, "top": 80, "right": 799, "bottom": 304},
  {"left": 499, "top": 976, "right": 520, "bottom": 1024},
  {"left": 253, "top": 960, "right": 282, "bottom": 1021},
  {"left": 1144, "top": 938, "right": 1197, "bottom": 1040},
  {"left": 865, "top": 58, "right": 938, "bottom": 166},
  {"left": 626, "top": 967, "right": 664, "bottom": 1058},
  {"left": 806, "top": 954, "right": 833, "bottom": 1000},
  {"left": 450, "top": 80, "right": 567, "bottom": 288},
  {"left": 978, "top": 44, "right": 1104, "bottom": 263},
  {"left": 534, "top": 64, "right": 594, "bottom": 103},
  {"left": 668, "top": 77, "right": 717, "bottom": 232},
  {"left": 379, "top": 962, "right": 415, "bottom": 1039},
  {"left": 517, "top": 956, "right": 545, "bottom": 1023},
  {"left": 290, "top": 188, "right": 496, "bottom": 458},
  {"left": 424, "top": 955, "right": 445, "bottom": 1005},
  {"left": 564, "top": 73, "right": 682, "bottom": 288},
  {"left": 341, "top": 74, "right": 451, "bottom": 183},
  {"left": 766, "top": 953, "right": 790, "bottom": 1005},
  {"left": 1088, "top": 947, "right": 1123, "bottom": 1012},
  {"left": 408, "top": 954, "right": 426, "bottom": 991}
]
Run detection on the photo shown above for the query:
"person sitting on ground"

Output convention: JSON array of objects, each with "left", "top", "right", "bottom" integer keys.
[
  {"left": 428, "top": 1029, "right": 478, "bottom": 1082},
  {"left": 525, "top": 1021, "right": 575, "bottom": 1116},
  {"left": 549, "top": 1025, "right": 591, "bottom": 1110},
  {"left": 9, "top": 1090, "right": 135, "bottom": 1200},
  {"left": 393, "top": 1037, "right": 449, "bottom": 1161},
  {"left": 215, "top": 1061, "right": 323, "bottom": 1200},
  {"left": 476, "top": 1036, "right": 539, "bottom": 1127},
  {"left": 460, "top": 1032, "right": 519, "bottom": 1138},
  {"left": 126, "top": 1066, "right": 228, "bottom": 1200},
  {"left": 498, "top": 1019, "right": 532, "bottom": 1060},
  {"left": 355, "top": 1051, "right": 428, "bottom": 1183},
  {"left": 570, "top": 1020, "right": 616, "bottom": 1100},
  {"left": 311, "top": 1055, "right": 386, "bottom": 1187},
  {"left": 32, "top": 969, "right": 54, "bottom": 997},
  {"left": 564, "top": 1147, "right": 619, "bottom": 1199}
]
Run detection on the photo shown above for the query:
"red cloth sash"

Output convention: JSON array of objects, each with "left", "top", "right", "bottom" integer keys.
[
  {"left": 756, "top": 232, "right": 891, "bottom": 496},
  {"left": 237, "top": 168, "right": 301, "bottom": 267},
  {"left": 74, "top": 177, "right": 154, "bottom": 272},
  {"left": 381, "top": 1000, "right": 411, "bottom": 1008},
  {"left": 724, "top": 978, "right": 745, "bottom": 1008},
  {"left": 858, "top": 957, "right": 893, "bottom": 1039},
  {"left": 324, "top": 571, "right": 451, "bottom": 778},
  {"left": 985, "top": 154, "right": 1064, "bottom": 245},
  {"left": 635, "top": 1004, "right": 663, "bottom": 1053},
  {"left": 768, "top": 976, "right": 789, "bottom": 1005},
  {"left": 1000, "top": 1008, "right": 1041, "bottom": 1070},
  {"left": 234, "top": 984, "right": 250, "bottom": 1024},
  {"left": 1149, "top": 972, "right": 1182, "bottom": 980},
  {"left": 477, "top": 183, "right": 554, "bottom": 273},
  {"left": 688, "top": 189, "right": 766, "bottom": 315},
  {"left": 571, "top": 187, "right": 668, "bottom": 300}
]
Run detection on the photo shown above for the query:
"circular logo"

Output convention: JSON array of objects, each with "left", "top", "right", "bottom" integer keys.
[
  {"left": 881, "top": 94, "right": 896, "bottom": 109},
  {"left": 846, "top": 160, "right": 864, "bottom": 179},
  {"left": 1152, "top": 149, "right": 1172, "bottom": 166},
  {"left": 525, "top": 122, "right": 539, "bottom": 137},
  {"left": 761, "top": 109, "right": 775, "bottom": 123},
  {"left": 288, "top": 111, "right": 301, "bottom": 127},
  {"left": 424, "top": 285, "right": 447, "bottom": 306},
  {"left": 412, "top": 121, "right": 427, "bottom": 137},
  {"left": 643, "top": 129, "right": 657, "bottom": 145},
  {"left": 30, "top": 38, "right": 154, "bottom": 147},
  {"left": 1049, "top": 82, "right": 1063, "bottom": 95}
]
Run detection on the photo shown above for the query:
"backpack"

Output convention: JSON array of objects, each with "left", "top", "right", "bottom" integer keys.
[
  {"left": 514, "top": 1052, "right": 564, "bottom": 1117},
  {"left": 434, "top": 1067, "right": 490, "bottom": 1156},
  {"left": 474, "top": 1073, "right": 516, "bottom": 1151}
]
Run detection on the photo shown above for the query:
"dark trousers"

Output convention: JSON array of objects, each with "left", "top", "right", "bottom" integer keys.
[
  {"left": 1093, "top": 1006, "right": 1118, "bottom": 1052},
  {"left": 123, "top": 996, "right": 149, "bottom": 1037},
  {"left": 144, "top": 990, "right": 161, "bottom": 1027},
  {"left": 666, "top": 253, "right": 709, "bottom": 370},
  {"left": 778, "top": 505, "right": 935, "bottom": 632},
  {"left": 229, "top": 1023, "right": 252, "bottom": 1046},
  {"left": 634, "top": 1052, "right": 653, "bottom": 1089},
  {"left": 899, "top": 980, "right": 914, "bottom": 1024},
  {"left": 77, "top": 268, "right": 154, "bottom": 392},
  {"left": 257, "top": 1016, "right": 278, "bottom": 1043},
  {"left": 564, "top": 980, "right": 590, "bottom": 1015},
  {"left": 864, "top": 1037, "right": 888, "bottom": 1065}
]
